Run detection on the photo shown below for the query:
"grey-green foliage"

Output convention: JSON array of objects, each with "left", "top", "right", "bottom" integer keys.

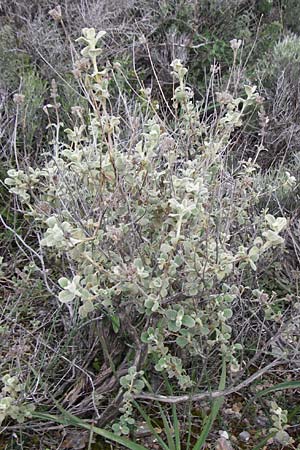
[
  {"left": 255, "top": 33, "right": 300, "bottom": 165},
  {"left": 0, "top": 374, "right": 34, "bottom": 426},
  {"left": 271, "top": 33, "right": 300, "bottom": 77},
  {"left": 0, "top": 24, "right": 23, "bottom": 90},
  {"left": 3, "top": 28, "right": 294, "bottom": 435},
  {"left": 269, "top": 401, "right": 294, "bottom": 445},
  {"left": 0, "top": 21, "right": 48, "bottom": 154},
  {"left": 258, "top": 33, "right": 300, "bottom": 85},
  {"left": 18, "top": 69, "right": 48, "bottom": 149},
  {"left": 112, "top": 367, "right": 145, "bottom": 435},
  {"left": 283, "top": 0, "right": 300, "bottom": 34},
  {"left": 58, "top": 76, "right": 89, "bottom": 128}
]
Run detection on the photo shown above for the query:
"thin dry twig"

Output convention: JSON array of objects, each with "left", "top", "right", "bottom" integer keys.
[{"left": 134, "top": 359, "right": 282, "bottom": 404}]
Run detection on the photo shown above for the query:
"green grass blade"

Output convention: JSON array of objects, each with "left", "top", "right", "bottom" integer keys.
[
  {"left": 33, "top": 411, "right": 148, "bottom": 450},
  {"left": 157, "top": 405, "right": 176, "bottom": 450},
  {"left": 254, "top": 380, "right": 300, "bottom": 399},
  {"left": 133, "top": 401, "right": 170, "bottom": 450},
  {"left": 252, "top": 432, "right": 276, "bottom": 450},
  {"left": 171, "top": 403, "right": 181, "bottom": 450},
  {"left": 243, "top": 379, "right": 300, "bottom": 418},
  {"left": 185, "top": 401, "right": 193, "bottom": 450},
  {"left": 192, "top": 397, "right": 223, "bottom": 450},
  {"left": 163, "top": 376, "right": 181, "bottom": 450},
  {"left": 192, "top": 358, "right": 226, "bottom": 450},
  {"left": 137, "top": 376, "right": 176, "bottom": 450},
  {"left": 288, "top": 404, "right": 300, "bottom": 421}
]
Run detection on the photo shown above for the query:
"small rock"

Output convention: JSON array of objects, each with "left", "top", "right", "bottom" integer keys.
[
  {"left": 61, "top": 430, "right": 91, "bottom": 449},
  {"left": 238, "top": 431, "right": 250, "bottom": 442},
  {"left": 219, "top": 430, "right": 229, "bottom": 439},
  {"left": 134, "top": 422, "right": 153, "bottom": 438},
  {"left": 216, "top": 437, "right": 234, "bottom": 450},
  {"left": 256, "top": 415, "right": 269, "bottom": 427}
]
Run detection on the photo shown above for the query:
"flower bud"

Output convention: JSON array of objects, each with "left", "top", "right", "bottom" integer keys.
[
  {"left": 13, "top": 93, "right": 25, "bottom": 105},
  {"left": 48, "top": 5, "right": 62, "bottom": 21},
  {"left": 230, "top": 38, "right": 242, "bottom": 51}
]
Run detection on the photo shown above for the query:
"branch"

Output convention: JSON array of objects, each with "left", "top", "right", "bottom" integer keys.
[{"left": 133, "top": 359, "right": 281, "bottom": 404}]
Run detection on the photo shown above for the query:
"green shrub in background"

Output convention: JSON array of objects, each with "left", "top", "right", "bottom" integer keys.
[
  {"left": 17, "top": 69, "right": 48, "bottom": 154},
  {"left": 282, "top": 0, "right": 300, "bottom": 34},
  {"left": 259, "top": 32, "right": 300, "bottom": 83},
  {"left": 255, "top": 33, "right": 300, "bottom": 166},
  {"left": 2, "top": 29, "right": 298, "bottom": 446},
  {"left": 0, "top": 23, "right": 26, "bottom": 91},
  {"left": 0, "top": 19, "right": 49, "bottom": 159},
  {"left": 0, "top": 0, "right": 292, "bottom": 169}
]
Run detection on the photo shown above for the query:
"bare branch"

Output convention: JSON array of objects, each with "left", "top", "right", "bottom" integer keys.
[{"left": 134, "top": 360, "right": 282, "bottom": 404}]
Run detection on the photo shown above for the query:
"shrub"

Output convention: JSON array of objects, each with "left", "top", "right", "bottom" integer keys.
[
  {"left": 0, "top": 18, "right": 49, "bottom": 160},
  {"left": 282, "top": 0, "right": 300, "bottom": 34},
  {"left": 3, "top": 28, "right": 297, "bottom": 440},
  {"left": 256, "top": 33, "right": 300, "bottom": 166},
  {"left": 0, "top": 23, "right": 21, "bottom": 90}
]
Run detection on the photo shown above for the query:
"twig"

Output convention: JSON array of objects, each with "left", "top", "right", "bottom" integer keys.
[{"left": 133, "top": 359, "right": 282, "bottom": 404}]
